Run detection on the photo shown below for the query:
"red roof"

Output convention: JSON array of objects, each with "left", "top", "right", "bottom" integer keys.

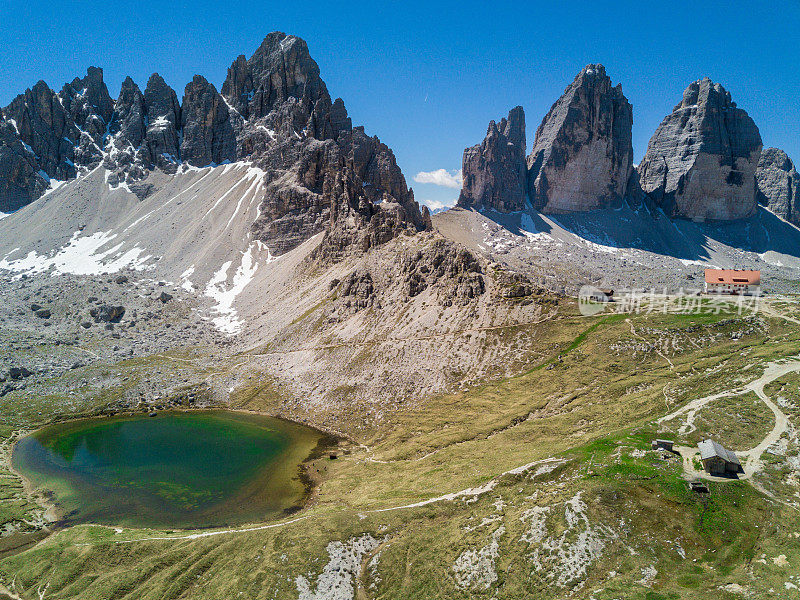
[{"left": 704, "top": 269, "right": 760, "bottom": 285}]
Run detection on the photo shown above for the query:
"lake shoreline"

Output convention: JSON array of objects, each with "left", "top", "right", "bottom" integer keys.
[{"left": 6, "top": 406, "right": 343, "bottom": 552}]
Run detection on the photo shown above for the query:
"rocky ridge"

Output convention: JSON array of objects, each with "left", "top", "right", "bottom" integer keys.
[
  {"left": 756, "top": 147, "right": 799, "bottom": 226},
  {"left": 0, "top": 32, "right": 430, "bottom": 257}
]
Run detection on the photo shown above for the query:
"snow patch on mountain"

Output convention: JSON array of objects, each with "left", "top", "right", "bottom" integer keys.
[
  {"left": 0, "top": 230, "right": 153, "bottom": 278},
  {"left": 203, "top": 242, "right": 273, "bottom": 334}
]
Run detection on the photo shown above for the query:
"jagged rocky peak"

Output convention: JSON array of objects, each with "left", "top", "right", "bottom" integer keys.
[
  {"left": 0, "top": 30, "right": 430, "bottom": 259},
  {"left": 60, "top": 67, "right": 114, "bottom": 137},
  {"left": 104, "top": 73, "right": 185, "bottom": 190},
  {"left": 59, "top": 67, "right": 115, "bottom": 170},
  {"left": 110, "top": 77, "right": 146, "bottom": 149},
  {"left": 102, "top": 77, "right": 148, "bottom": 188},
  {"left": 222, "top": 32, "right": 329, "bottom": 121},
  {"left": 221, "top": 31, "right": 351, "bottom": 145},
  {"left": 527, "top": 64, "right": 633, "bottom": 213},
  {"left": 457, "top": 106, "right": 527, "bottom": 212},
  {"left": 143, "top": 73, "right": 182, "bottom": 171},
  {"left": 180, "top": 75, "right": 236, "bottom": 167},
  {"left": 233, "top": 32, "right": 429, "bottom": 257},
  {"left": 757, "top": 147, "right": 799, "bottom": 225},
  {"left": 637, "top": 77, "right": 762, "bottom": 221},
  {"left": 3, "top": 80, "right": 81, "bottom": 181}
]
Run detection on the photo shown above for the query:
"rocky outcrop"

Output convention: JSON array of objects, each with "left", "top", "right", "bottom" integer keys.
[
  {"left": 756, "top": 147, "right": 799, "bottom": 225},
  {"left": 229, "top": 32, "right": 430, "bottom": 257},
  {"left": 527, "top": 64, "right": 633, "bottom": 213},
  {"left": 221, "top": 32, "right": 329, "bottom": 121},
  {"left": 3, "top": 80, "right": 80, "bottom": 181},
  {"left": 337, "top": 270, "right": 376, "bottom": 312},
  {"left": 637, "top": 78, "right": 762, "bottom": 221},
  {"left": 180, "top": 75, "right": 236, "bottom": 167},
  {"left": 316, "top": 127, "right": 431, "bottom": 259},
  {"left": 401, "top": 238, "right": 484, "bottom": 306},
  {"left": 457, "top": 106, "right": 527, "bottom": 212},
  {"left": 143, "top": 73, "right": 182, "bottom": 171}
]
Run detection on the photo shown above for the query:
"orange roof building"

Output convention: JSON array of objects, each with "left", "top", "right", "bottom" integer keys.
[{"left": 704, "top": 269, "right": 760, "bottom": 294}]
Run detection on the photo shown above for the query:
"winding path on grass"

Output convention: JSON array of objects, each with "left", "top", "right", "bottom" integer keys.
[
  {"left": 658, "top": 356, "right": 800, "bottom": 481},
  {"left": 86, "top": 458, "right": 567, "bottom": 544},
  {"left": 54, "top": 356, "right": 800, "bottom": 546}
]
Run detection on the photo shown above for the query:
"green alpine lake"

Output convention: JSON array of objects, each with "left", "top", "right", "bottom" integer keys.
[{"left": 11, "top": 411, "right": 329, "bottom": 529}]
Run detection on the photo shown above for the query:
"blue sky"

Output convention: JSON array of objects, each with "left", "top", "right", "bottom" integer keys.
[{"left": 2, "top": 0, "right": 798, "bottom": 210}]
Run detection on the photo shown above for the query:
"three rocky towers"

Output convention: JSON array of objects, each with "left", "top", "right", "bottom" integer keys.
[{"left": 457, "top": 65, "right": 799, "bottom": 225}]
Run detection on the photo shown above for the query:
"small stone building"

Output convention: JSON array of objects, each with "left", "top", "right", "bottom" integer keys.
[
  {"left": 651, "top": 439, "right": 674, "bottom": 451},
  {"left": 698, "top": 439, "right": 741, "bottom": 475}
]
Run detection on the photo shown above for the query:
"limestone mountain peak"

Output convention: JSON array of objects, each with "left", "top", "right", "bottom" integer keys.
[{"left": 637, "top": 76, "right": 762, "bottom": 221}]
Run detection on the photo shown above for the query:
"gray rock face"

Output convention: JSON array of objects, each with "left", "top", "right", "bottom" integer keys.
[
  {"left": 527, "top": 64, "right": 633, "bottom": 213},
  {"left": 227, "top": 33, "right": 429, "bottom": 257},
  {"left": 3, "top": 80, "right": 80, "bottom": 181},
  {"left": 222, "top": 32, "right": 329, "bottom": 121},
  {"left": 457, "top": 106, "right": 527, "bottom": 212},
  {"left": 637, "top": 77, "right": 762, "bottom": 221},
  {"left": 756, "top": 147, "right": 799, "bottom": 225},
  {"left": 143, "top": 73, "right": 182, "bottom": 171},
  {"left": 0, "top": 119, "right": 49, "bottom": 212},
  {"left": 180, "top": 75, "right": 236, "bottom": 167}
]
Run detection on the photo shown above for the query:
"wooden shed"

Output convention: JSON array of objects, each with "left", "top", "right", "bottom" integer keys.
[{"left": 698, "top": 439, "right": 741, "bottom": 475}]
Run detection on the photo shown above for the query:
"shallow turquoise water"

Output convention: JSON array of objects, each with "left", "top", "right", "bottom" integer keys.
[{"left": 11, "top": 411, "right": 325, "bottom": 529}]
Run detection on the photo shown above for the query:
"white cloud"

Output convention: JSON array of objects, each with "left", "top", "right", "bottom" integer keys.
[
  {"left": 420, "top": 198, "right": 457, "bottom": 213},
  {"left": 414, "top": 169, "right": 462, "bottom": 189}
]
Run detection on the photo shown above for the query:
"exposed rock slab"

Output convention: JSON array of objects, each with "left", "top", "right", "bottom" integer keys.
[
  {"left": 637, "top": 77, "right": 762, "bottom": 221},
  {"left": 526, "top": 64, "right": 633, "bottom": 213}
]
